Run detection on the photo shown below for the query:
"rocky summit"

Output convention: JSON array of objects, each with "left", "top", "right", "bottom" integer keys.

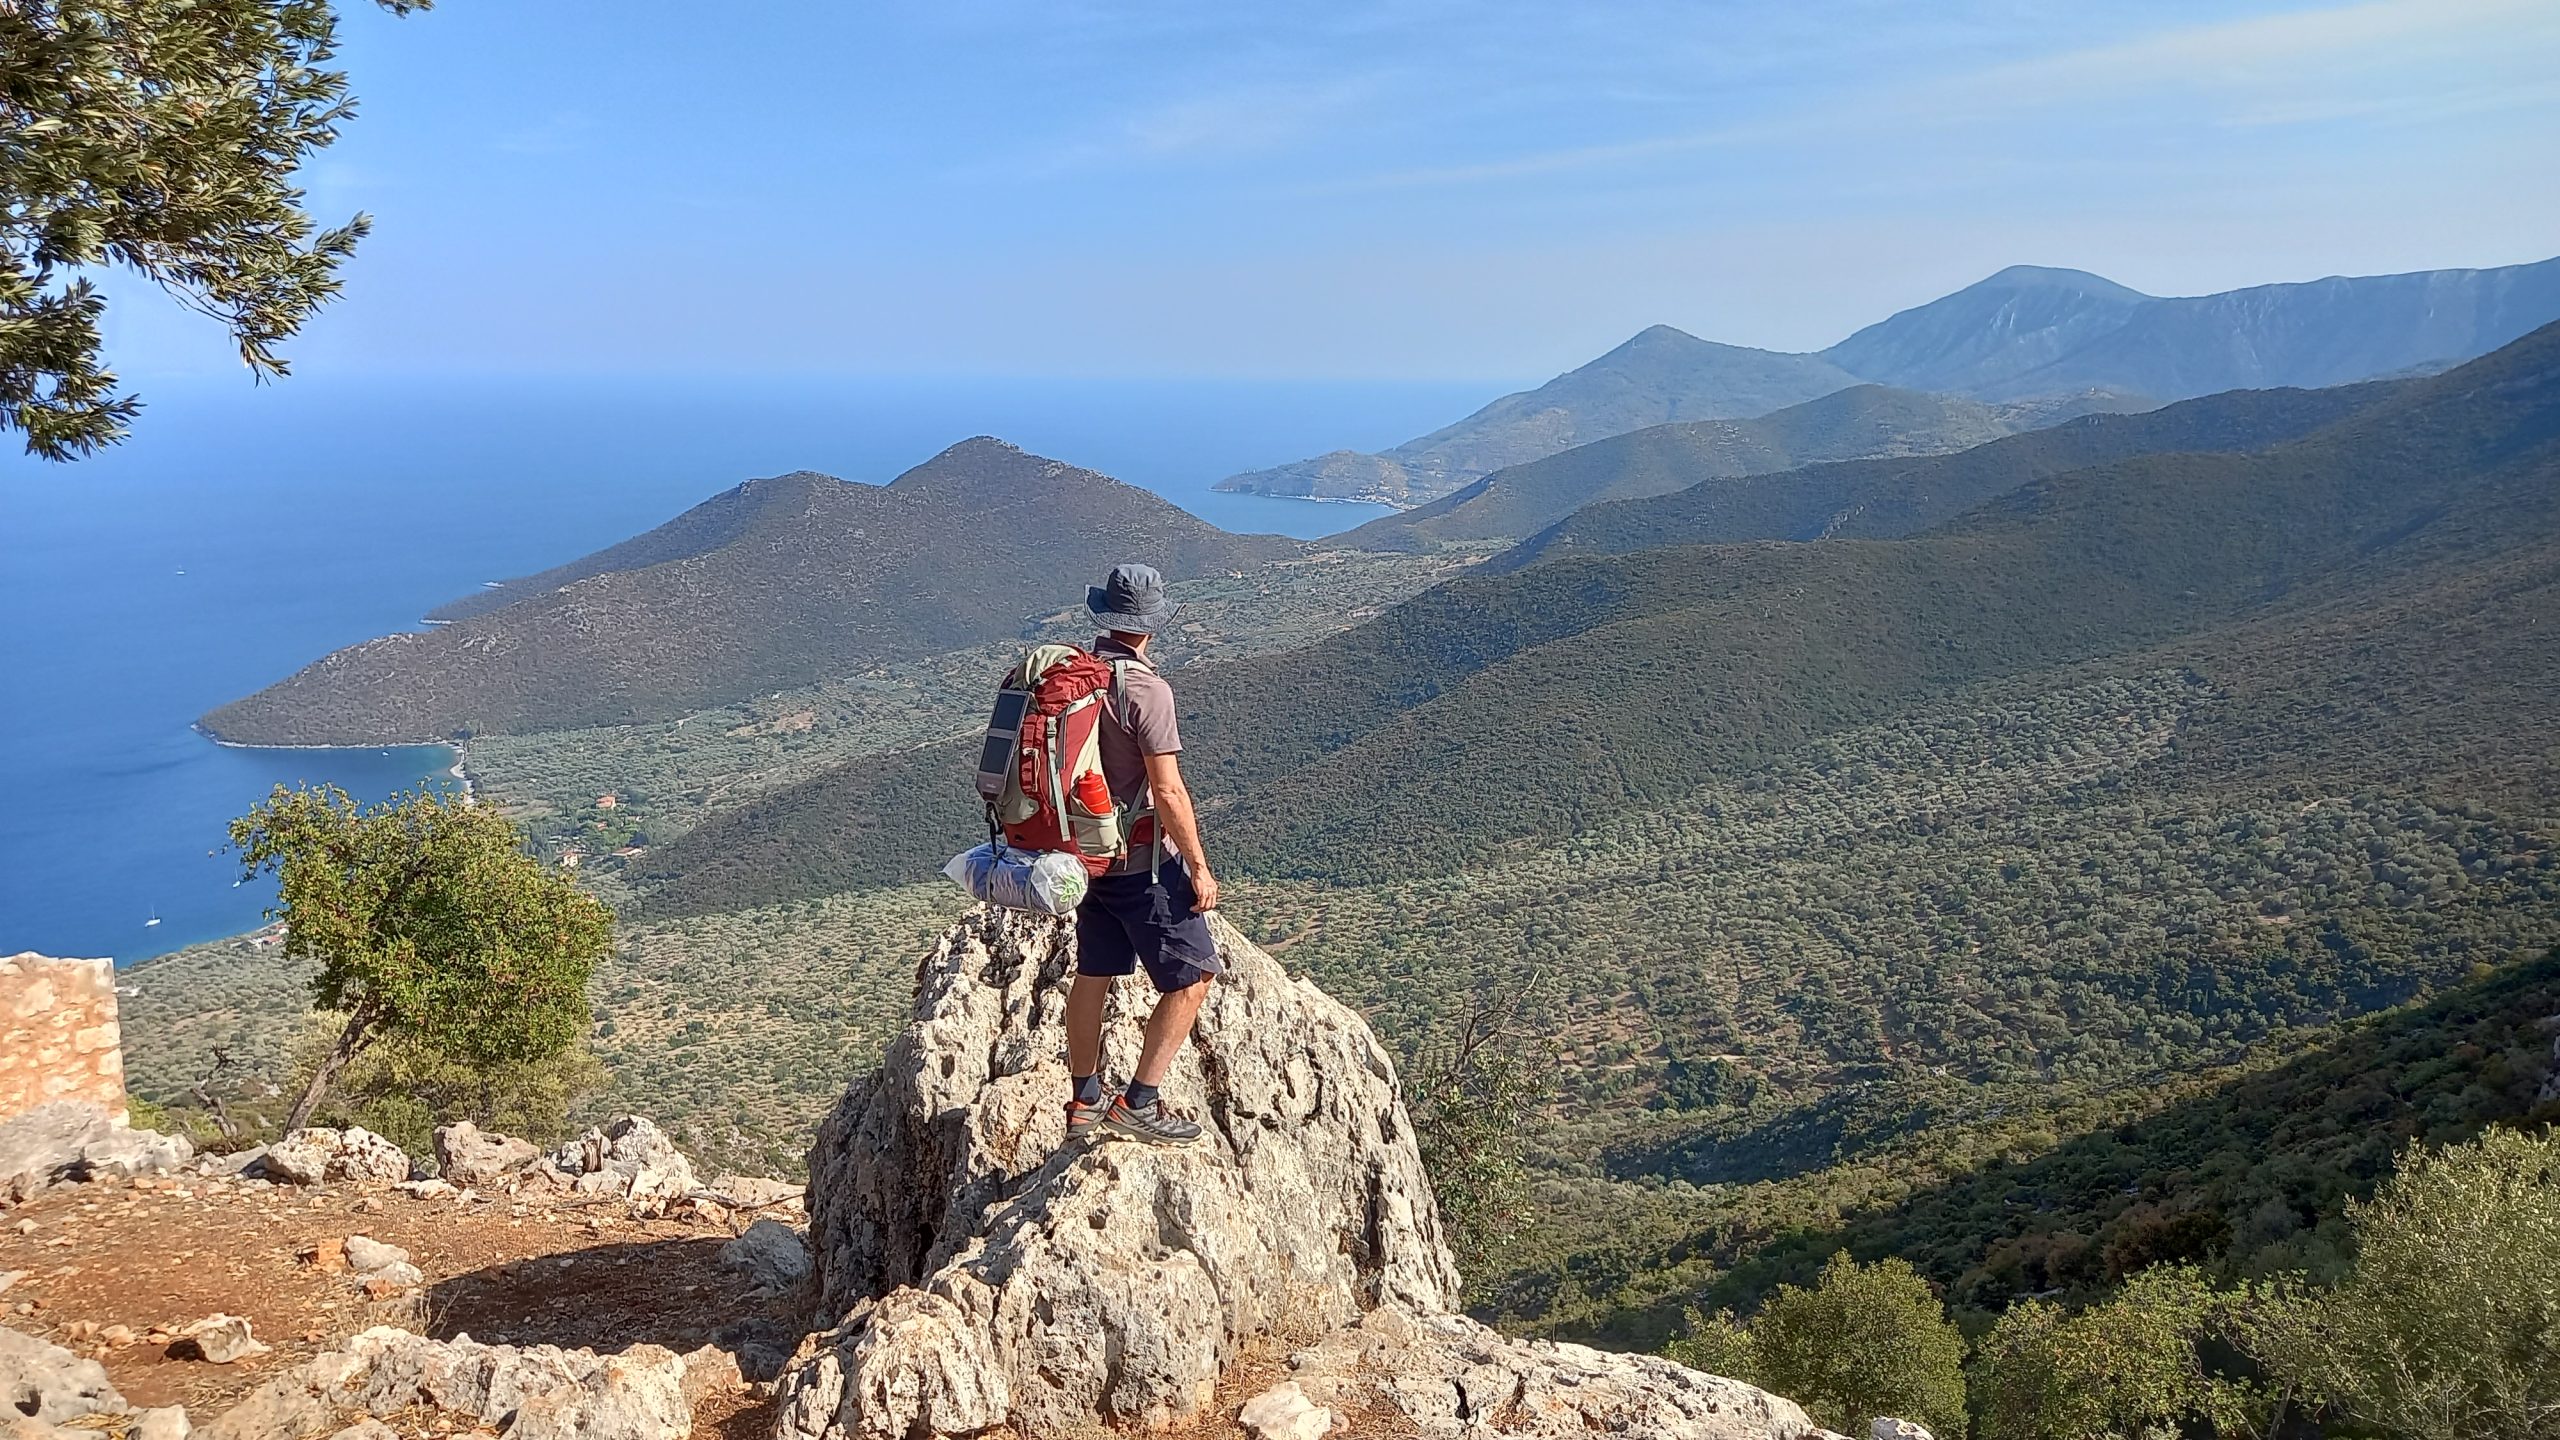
[{"left": 774, "top": 907, "right": 1838, "bottom": 1440}]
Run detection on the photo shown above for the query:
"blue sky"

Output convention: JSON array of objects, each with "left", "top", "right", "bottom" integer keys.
[{"left": 104, "top": 0, "right": 2560, "bottom": 384}]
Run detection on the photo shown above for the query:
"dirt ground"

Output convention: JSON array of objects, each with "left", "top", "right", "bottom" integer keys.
[
  {"left": 0, "top": 1172, "right": 788, "bottom": 1438},
  {"left": 0, "top": 1173, "right": 1414, "bottom": 1440}
]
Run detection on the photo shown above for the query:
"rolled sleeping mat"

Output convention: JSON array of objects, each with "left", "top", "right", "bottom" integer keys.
[{"left": 944, "top": 842, "right": 1091, "bottom": 917}]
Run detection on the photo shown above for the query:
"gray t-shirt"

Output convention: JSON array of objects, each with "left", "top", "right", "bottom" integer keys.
[{"left": 1093, "top": 635, "right": 1179, "bottom": 874}]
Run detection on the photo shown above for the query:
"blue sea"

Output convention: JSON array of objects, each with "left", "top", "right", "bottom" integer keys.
[{"left": 0, "top": 373, "right": 1496, "bottom": 964}]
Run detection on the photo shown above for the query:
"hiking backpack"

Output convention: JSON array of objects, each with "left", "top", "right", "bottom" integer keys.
[{"left": 973, "top": 644, "right": 1154, "bottom": 877}]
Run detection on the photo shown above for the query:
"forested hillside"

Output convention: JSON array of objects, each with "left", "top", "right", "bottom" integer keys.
[
  {"left": 1492, "top": 380, "right": 2386, "bottom": 571},
  {"left": 639, "top": 321, "right": 2560, "bottom": 914},
  {"left": 1489, "top": 947, "right": 2560, "bottom": 1343},
  {"left": 198, "top": 439, "right": 1299, "bottom": 744},
  {"left": 1336, "top": 384, "right": 2042, "bottom": 548}
]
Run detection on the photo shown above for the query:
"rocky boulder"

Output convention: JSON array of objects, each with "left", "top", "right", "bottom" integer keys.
[
  {"left": 174, "top": 1314, "right": 269, "bottom": 1365},
  {"left": 0, "top": 1323, "right": 128, "bottom": 1423},
  {"left": 0, "top": 1101, "right": 191, "bottom": 1200},
  {"left": 719, "top": 1218, "right": 810, "bottom": 1293},
  {"left": 1281, "top": 1305, "right": 1837, "bottom": 1438},
  {"left": 776, "top": 909, "right": 1821, "bottom": 1440},
  {"left": 705, "top": 1174, "right": 805, "bottom": 1213},
  {"left": 431, "top": 1121, "right": 541, "bottom": 1187},
  {"left": 262, "top": 1128, "right": 409, "bottom": 1187},
  {"left": 197, "top": 1326, "right": 728, "bottom": 1440},
  {"left": 548, "top": 1116, "right": 695, "bottom": 1210}
]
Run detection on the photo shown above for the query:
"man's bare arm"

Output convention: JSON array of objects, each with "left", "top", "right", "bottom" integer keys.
[{"left": 1143, "top": 750, "right": 1219, "bottom": 913}]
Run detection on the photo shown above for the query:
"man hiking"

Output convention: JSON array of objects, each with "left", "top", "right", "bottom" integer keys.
[{"left": 1064, "top": 563, "right": 1222, "bottom": 1146}]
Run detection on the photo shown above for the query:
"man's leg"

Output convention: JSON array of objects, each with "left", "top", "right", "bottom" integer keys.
[
  {"left": 1067, "top": 882, "right": 1143, "bottom": 1140},
  {"left": 1105, "top": 977, "right": 1211, "bottom": 1144},
  {"left": 1065, "top": 972, "right": 1112, "bottom": 1081},
  {"left": 1131, "top": 977, "right": 1211, "bottom": 1087},
  {"left": 1104, "top": 861, "right": 1218, "bottom": 1144}
]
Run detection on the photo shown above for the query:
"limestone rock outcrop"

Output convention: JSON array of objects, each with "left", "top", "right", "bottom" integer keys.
[
  {"left": 0, "top": 1322, "right": 129, "bottom": 1423},
  {"left": 774, "top": 907, "right": 1832, "bottom": 1440},
  {"left": 263, "top": 1128, "right": 409, "bottom": 1187},
  {"left": 0, "top": 1100, "right": 190, "bottom": 1200},
  {"left": 197, "top": 1326, "right": 727, "bottom": 1440},
  {"left": 431, "top": 1121, "right": 541, "bottom": 1187},
  {"left": 1281, "top": 1305, "right": 1837, "bottom": 1439},
  {"left": 548, "top": 1116, "right": 696, "bottom": 1211}
]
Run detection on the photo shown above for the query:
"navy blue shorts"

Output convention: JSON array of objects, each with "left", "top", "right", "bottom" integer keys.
[{"left": 1075, "top": 855, "right": 1222, "bottom": 993}]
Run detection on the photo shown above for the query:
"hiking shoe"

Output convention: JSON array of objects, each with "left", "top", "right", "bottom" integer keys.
[
  {"left": 1064, "top": 1098, "right": 1104, "bottom": 1141},
  {"left": 1103, "top": 1095, "right": 1203, "bottom": 1146}
]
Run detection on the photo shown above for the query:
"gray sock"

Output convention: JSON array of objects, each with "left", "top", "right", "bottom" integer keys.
[
  {"left": 1124, "top": 1080, "right": 1160, "bottom": 1110},
  {"left": 1072, "top": 1072, "right": 1103, "bottom": 1106}
]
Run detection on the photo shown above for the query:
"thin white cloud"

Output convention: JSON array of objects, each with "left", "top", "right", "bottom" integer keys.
[
  {"left": 1332, "top": 0, "right": 2560, "bottom": 191},
  {"left": 1000, "top": 74, "right": 1394, "bottom": 176},
  {"left": 1970, "top": 0, "right": 2558, "bottom": 101}
]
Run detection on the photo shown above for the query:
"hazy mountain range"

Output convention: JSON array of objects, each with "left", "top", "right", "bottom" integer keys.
[
  {"left": 206, "top": 255, "right": 2560, "bottom": 752},
  {"left": 1216, "top": 255, "right": 2560, "bottom": 505},
  {"left": 1484, "top": 380, "right": 2388, "bottom": 572},
  {"left": 1337, "top": 383, "right": 2136, "bottom": 550},
  {"left": 1219, "top": 326, "right": 1868, "bottom": 505},
  {"left": 636, "top": 318, "right": 2560, "bottom": 910}
]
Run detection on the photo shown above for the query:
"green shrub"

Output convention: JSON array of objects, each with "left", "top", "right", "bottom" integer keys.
[
  {"left": 1751, "top": 1251, "right": 1967, "bottom": 1437},
  {"left": 1408, "top": 981, "right": 1559, "bottom": 1278},
  {"left": 294, "top": 1029, "right": 610, "bottom": 1157},
  {"left": 2257, "top": 1126, "right": 2560, "bottom": 1437},
  {"left": 230, "top": 784, "right": 616, "bottom": 1129},
  {"left": 1969, "top": 1266, "right": 2266, "bottom": 1440},
  {"left": 1662, "top": 1307, "right": 1759, "bottom": 1385}
]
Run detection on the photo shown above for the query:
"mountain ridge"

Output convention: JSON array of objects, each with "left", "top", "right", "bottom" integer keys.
[
  {"left": 201, "top": 439, "right": 1300, "bottom": 744},
  {"left": 1224, "top": 255, "right": 2560, "bottom": 509},
  {"left": 1217, "top": 327, "right": 1860, "bottom": 504},
  {"left": 1338, "top": 383, "right": 2114, "bottom": 549},
  {"left": 1953, "top": 256, "right": 2560, "bottom": 401},
  {"left": 1819, "top": 265, "right": 2157, "bottom": 395},
  {"left": 1487, "top": 379, "right": 2393, "bottom": 571},
  {"left": 428, "top": 469, "right": 856, "bottom": 624},
  {"left": 635, "top": 319, "right": 2560, "bottom": 914}
]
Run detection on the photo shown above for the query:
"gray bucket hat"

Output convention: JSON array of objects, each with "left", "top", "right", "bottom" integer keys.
[{"left": 1087, "top": 562, "right": 1180, "bottom": 634}]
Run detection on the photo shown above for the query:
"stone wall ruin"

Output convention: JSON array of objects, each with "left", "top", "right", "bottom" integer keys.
[{"left": 0, "top": 953, "right": 128, "bottom": 1123}]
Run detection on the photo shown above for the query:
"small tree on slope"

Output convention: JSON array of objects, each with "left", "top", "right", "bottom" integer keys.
[
  {"left": 1968, "top": 1265, "right": 2275, "bottom": 1440},
  {"left": 231, "top": 784, "right": 613, "bottom": 1133},
  {"left": 1750, "top": 1251, "right": 1969, "bottom": 1438},
  {"left": 2257, "top": 1125, "right": 2560, "bottom": 1437},
  {"left": 1406, "top": 974, "right": 1559, "bottom": 1276}
]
